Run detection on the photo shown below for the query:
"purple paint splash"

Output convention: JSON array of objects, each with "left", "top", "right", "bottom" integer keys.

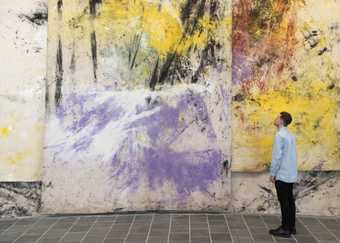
[
  {"left": 56, "top": 93, "right": 124, "bottom": 152},
  {"left": 144, "top": 147, "right": 222, "bottom": 195},
  {"left": 232, "top": 53, "right": 253, "bottom": 84},
  {"left": 52, "top": 90, "right": 226, "bottom": 200},
  {"left": 127, "top": 90, "right": 217, "bottom": 143},
  {"left": 57, "top": 93, "right": 123, "bottom": 133},
  {"left": 121, "top": 90, "right": 223, "bottom": 197},
  {"left": 109, "top": 135, "right": 143, "bottom": 190},
  {"left": 56, "top": 93, "right": 96, "bottom": 121}
]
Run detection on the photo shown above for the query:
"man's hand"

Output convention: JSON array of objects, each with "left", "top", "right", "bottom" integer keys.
[{"left": 270, "top": 175, "right": 276, "bottom": 183}]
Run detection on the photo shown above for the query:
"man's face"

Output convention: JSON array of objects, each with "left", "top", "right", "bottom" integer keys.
[{"left": 274, "top": 115, "right": 283, "bottom": 127}]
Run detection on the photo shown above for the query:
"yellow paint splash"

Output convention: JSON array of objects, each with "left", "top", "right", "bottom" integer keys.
[
  {"left": 0, "top": 127, "right": 11, "bottom": 138},
  {"left": 92, "top": 0, "right": 223, "bottom": 56},
  {"left": 232, "top": 0, "right": 340, "bottom": 171},
  {"left": 142, "top": 5, "right": 182, "bottom": 55},
  {"left": 7, "top": 151, "right": 30, "bottom": 165},
  {"left": 93, "top": 0, "right": 184, "bottom": 56},
  {"left": 233, "top": 79, "right": 338, "bottom": 171}
]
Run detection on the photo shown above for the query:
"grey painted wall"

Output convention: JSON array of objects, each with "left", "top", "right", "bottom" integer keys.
[
  {"left": 0, "top": 182, "right": 41, "bottom": 218},
  {"left": 232, "top": 172, "right": 340, "bottom": 216},
  {"left": 1, "top": 171, "right": 340, "bottom": 218}
]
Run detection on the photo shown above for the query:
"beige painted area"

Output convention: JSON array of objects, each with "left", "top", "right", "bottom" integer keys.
[
  {"left": 0, "top": 0, "right": 46, "bottom": 181},
  {"left": 0, "top": 0, "right": 47, "bottom": 93},
  {"left": 232, "top": 172, "right": 340, "bottom": 216},
  {"left": 0, "top": 95, "right": 44, "bottom": 181}
]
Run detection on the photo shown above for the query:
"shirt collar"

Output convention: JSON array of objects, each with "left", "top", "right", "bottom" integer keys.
[{"left": 279, "top": 126, "right": 288, "bottom": 132}]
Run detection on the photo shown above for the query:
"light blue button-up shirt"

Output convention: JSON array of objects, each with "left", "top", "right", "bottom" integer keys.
[{"left": 270, "top": 127, "right": 298, "bottom": 183}]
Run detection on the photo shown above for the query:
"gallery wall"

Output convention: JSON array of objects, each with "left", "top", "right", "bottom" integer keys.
[{"left": 0, "top": 0, "right": 339, "bottom": 216}]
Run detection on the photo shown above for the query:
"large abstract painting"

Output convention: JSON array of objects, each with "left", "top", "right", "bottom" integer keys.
[
  {"left": 43, "top": 0, "right": 232, "bottom": 212},
  {"left": 232, "top": 0, "right": 340, "bottom": 171},
  {"left": 0, "top": 0, "right": 47, "bottom": 181}
]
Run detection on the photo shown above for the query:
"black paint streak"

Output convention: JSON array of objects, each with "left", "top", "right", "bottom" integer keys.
[
  {"left": 147, "top": 0, "right": 204, "bottom": 89},
  {"left": 192, "top": 0, "right": 222, "bottom": 84},
  {"left": 192, "top": 41, "right": 216, "bottom": 83},
  {"left": 20, "top": 12, "right": 48, "bottom": 26},
  {"left": 145, "top": 96, "right": 152, "bottom": 105},
  {"left": 90, "top": 31, "right": 98, "bottom": 82},
  {"left": 89, "top": 0, "right": 102, "bottom": 16},
  {"left": 295, "top": 172, "right": 338, "bottom": 199},
  {"left": 310, "top": 41, "right": 318, "bottom": 48},
  {"left": 209, "top": 0, "right": 219, "bottom": 20},
  {"left": 259, "top": 186, "right": 273, "bottom": 194},
  {"left": 311, "top": 30, "right": 319, "bottom": 36},
  {"left": 70, "top": 42, "right": 76, "bottom": 74},
  {"left": 193, "top": 0, "right": 207, "bottom": 32},
  {"left": 45, "top": 77, "right": 49, "bottom": 110},
  {"left": 233, "top": 93, "right": 245, "bottom": 102},
  {"left": 223, "top": 160, "right": 229, "bottom": 175},
  {"left": 158, "top": 53, "right": 177, "bottom": 85},
  {"left": 180, "top": 0, "right": 197, "bottom": 23},
  {"left": 147, "top": 0, "right": 223, "bottom": 89},
  {"left": 55, "top": 38, "right": 63, "bottom": 107},
  {"left": 57, "top": 0, "right": 63, "bottom": 13},
  {"left": 328, "top": 83, "right": 335, "bottom": 90},
  {"left": 304, "top": 30, "right": 321, "bottom": 49},
  {"left": 313, "top": 119, "right": 321, "bottom": 129},
  {"left": 181, "top": 0, "right": 207, "bottom": 35},
  {"left": 149, "top": 58, "right": 159, "bottom": 90},
  {"left": 129, "top": 34, "right": 142, "bottom": 70},
  {"left": 318, "top": 47, "right": 328, "bottom": 55},
  {"left": 88, "top": 0, "right": 101, "bottom": 83}
]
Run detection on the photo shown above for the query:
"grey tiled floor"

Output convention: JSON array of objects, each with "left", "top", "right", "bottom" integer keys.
[{"left": 0, "top": 214, "right": 339, "bottom": 243}]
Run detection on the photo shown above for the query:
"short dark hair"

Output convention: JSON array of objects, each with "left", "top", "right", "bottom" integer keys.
[{"left": 280, "top": 112, "right": 292, "bottom": 126}]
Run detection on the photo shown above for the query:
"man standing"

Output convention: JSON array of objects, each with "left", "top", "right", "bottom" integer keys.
[{"left": 269, "top": 112, "right": 298, "bottom": 238}]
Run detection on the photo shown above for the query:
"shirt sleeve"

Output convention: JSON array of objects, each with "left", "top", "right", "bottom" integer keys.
[{"left": 270, "top": 134, "right": 285, "bottom": 177}]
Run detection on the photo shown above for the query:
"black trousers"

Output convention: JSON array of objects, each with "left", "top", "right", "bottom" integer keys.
[{"left": 275, "top": 180, "right": 296, "bottom": 231}]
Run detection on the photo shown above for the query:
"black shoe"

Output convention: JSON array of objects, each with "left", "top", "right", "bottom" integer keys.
[
  {"left": 269, "top": 226, "right": 291, "bottom": 238},
  {"left": 290, "top": 228, "right": 296, "bottom": 235}
]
